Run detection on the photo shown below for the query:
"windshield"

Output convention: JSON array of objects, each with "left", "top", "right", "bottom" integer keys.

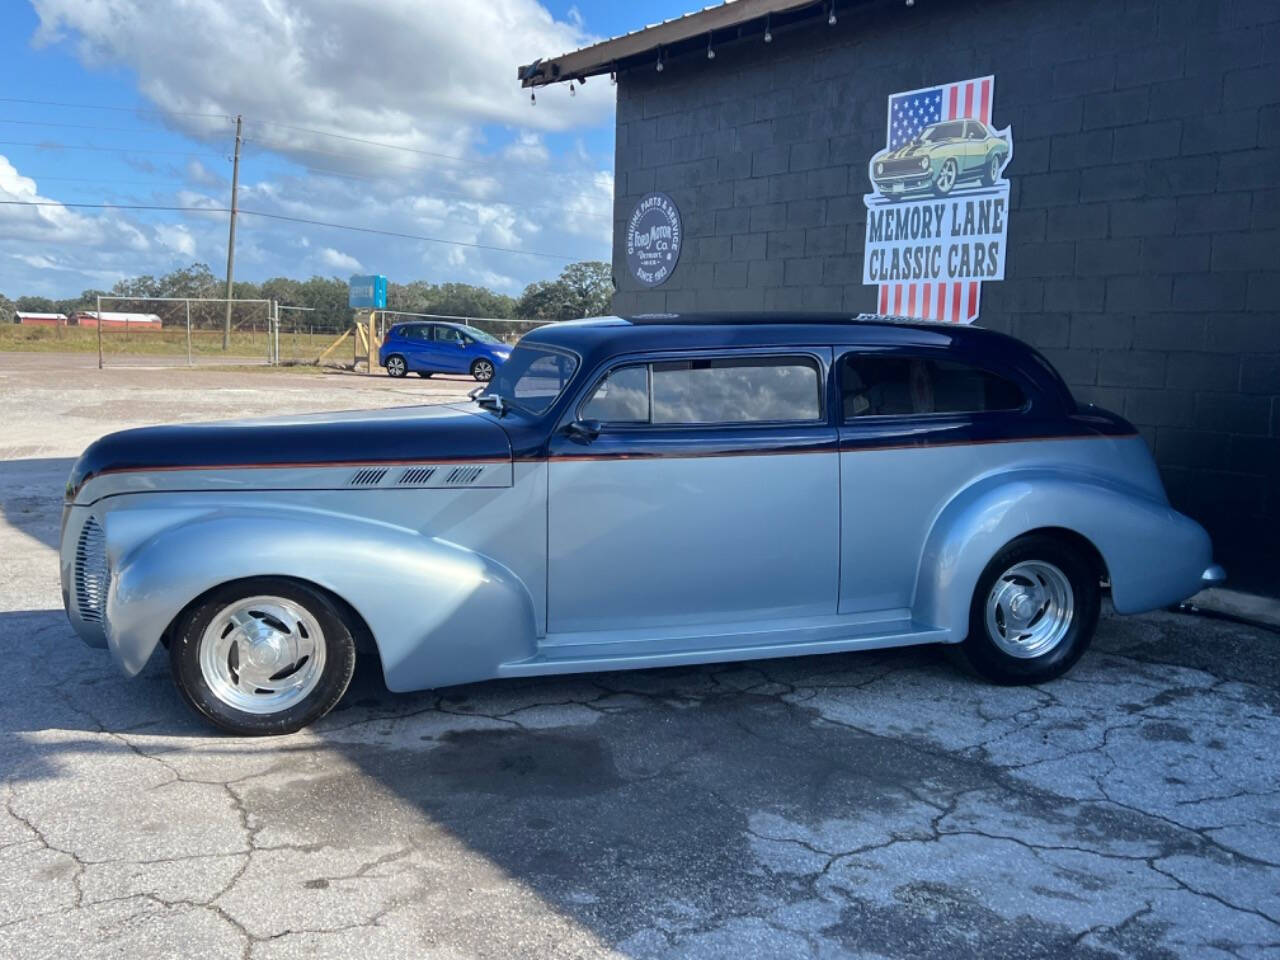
[
  {"left": 460, "top": 324, "right": 501, "bottom": 344},
  {"left": 920, "top": 121, "right": 965, "bottom": 142},
  {"left": 485, "top": 345, "right": 579, "bottom": 415}
]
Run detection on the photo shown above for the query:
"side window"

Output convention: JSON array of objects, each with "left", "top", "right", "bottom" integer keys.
[
  {"left": 582, "top": 365, "right": 650, "bottom": 422},
  {"left": 403, "top": 325, "right": 428, "bottom": 342},
  {"left": 841, "top": 353, "right": 1025, "bottom": 419},
  {"left": 435, "top": 326, "right": 464, "bottom": 344},
  {"left": 965, "top": 122, "right": 983, "bottom": 140},
  {"left": 515, "top": 353, "right": 578, "bottom": 412},
  {"left": 651, "top": 356, "right": 821, "bottom": 424}
]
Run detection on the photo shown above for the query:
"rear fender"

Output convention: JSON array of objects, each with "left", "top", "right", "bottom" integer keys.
[
  {"left": 914, "top": 470, "right": 1211, "bottom": 636},
  {"left": 105, "top": 507, "right": 537, "bottom": 690}
]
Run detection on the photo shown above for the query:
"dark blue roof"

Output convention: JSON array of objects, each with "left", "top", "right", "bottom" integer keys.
[{"left": 520, "top": 312, "right": 1075, "bottom": 413}]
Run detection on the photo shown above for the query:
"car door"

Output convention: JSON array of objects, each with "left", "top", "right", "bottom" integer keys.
[
  {"left": 835, "top": 346, "right": 1031, "bottom": 615},
  {"left": 546, "top": 348, "right": 839, "bottom": 634},
  {"left": 396, "top": 324, "right": 431, "bottom": 371},
  {"left": 433, "top": 325, "right": 470, "bottom": 373},
  {"left": 963, "top": 121, "right": 986, "bottom": 174}
]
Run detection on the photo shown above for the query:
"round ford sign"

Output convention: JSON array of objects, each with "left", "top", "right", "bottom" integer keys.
[{"left": 625, "top": 193, "right": 682, "bottom": 287}]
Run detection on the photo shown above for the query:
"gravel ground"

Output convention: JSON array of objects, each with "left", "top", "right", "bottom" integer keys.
[{"left": 2, "top": 353, "right": 1278, "bottom": 959}]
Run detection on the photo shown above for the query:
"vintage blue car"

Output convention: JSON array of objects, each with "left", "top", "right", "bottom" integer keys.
[
  {"left": 61, "top": 314, "right": 1223, "bottom": 735},
  {"left": 378, "top": 320, "right": 512, "bottom": 381}
]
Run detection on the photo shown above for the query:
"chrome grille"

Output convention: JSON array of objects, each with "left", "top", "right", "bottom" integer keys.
[
  {"left": 879, "top": 156, "right": 929, "bottom": 177},
  {"left": 74, "top": 517, "right": 108, "bottom": 623}
]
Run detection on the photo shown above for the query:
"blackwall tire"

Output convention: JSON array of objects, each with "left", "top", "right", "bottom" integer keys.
[
  {"left": 961, "top": 534, "right": 1100, "bottom": 685},
  {"left": 415, "top": 371, "right": 433, "bottom": 378},
  {"left": 934, "top": 159, "right": 958, "bottom": 197},
  {"left": 471, "top": 358, "right": 494, "bottom": 382},
  {"left": 169, "top": 578, "right": 357, "bottom": 736},
  {"left": 981, "top": 153, "right": 1001, "bottom": 186},
  {"left": 385, "top": 355, "right": 407, "bottom": 378}
]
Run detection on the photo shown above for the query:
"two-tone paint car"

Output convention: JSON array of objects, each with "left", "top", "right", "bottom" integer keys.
[
  {"left": 61, "top": 314, "right": 1223, "bottom": 735},
  {"left": 870, "top": 119, "right": 1010, "bottom": 199},
  {"left": 379, "top": 320, "right": 512, "bottom": 381}
]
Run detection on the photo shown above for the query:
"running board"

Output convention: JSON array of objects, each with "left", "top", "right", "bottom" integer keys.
[{"left": 498, "top": 619, "right": 950, "bottom": 678}]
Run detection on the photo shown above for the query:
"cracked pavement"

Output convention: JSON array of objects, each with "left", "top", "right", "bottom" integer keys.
[{"left": 2, "top": 355, "right": 1279, "bottom": 959}]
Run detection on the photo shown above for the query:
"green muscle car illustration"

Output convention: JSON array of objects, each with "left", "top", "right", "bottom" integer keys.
[{"left": 870, "top": 119, "right": 1010, "bottom": 200}]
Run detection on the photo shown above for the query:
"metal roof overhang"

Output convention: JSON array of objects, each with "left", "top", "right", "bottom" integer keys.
[{"left": 517, "top": 0, "right": 827, "bottom": 87}]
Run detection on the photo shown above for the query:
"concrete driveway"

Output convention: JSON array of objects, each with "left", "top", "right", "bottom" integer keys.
[{"left": 2, "top": 356, "right": 1278, "bottom": 959}]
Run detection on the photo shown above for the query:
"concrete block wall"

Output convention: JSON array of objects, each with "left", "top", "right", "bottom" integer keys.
[{"left": 611, "top": 0, "right": 1280, "bottom": 581}]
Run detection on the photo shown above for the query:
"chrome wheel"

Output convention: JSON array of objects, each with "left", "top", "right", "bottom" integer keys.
[
  {"left": 472, "top": 359, "right": 494, "bottom": 382},
  {"left": 984, "top": 560, "right": 1074, "bottom": 659},
  {"left": 386, "top": 355, "right": 406, "bottom": 377},
  {"left": 935, "top": 159, "right": 957, "bottom": 195},
  {"left": 198, "top": 596, "right": 326, "bottom": 714}
]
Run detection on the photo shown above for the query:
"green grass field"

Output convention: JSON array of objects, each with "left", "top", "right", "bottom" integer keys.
[{"left": 0, "top": 324, "right": 330, "bottom": 358}]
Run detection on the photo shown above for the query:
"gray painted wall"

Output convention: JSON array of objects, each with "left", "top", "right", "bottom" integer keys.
[{"left": 611, "top": 0, "right": 1279, "bottom": 583}]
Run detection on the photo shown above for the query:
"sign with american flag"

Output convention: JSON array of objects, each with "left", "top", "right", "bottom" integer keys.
[{"left": 862, "top": 76, "right": 1013, "bottom": 324}]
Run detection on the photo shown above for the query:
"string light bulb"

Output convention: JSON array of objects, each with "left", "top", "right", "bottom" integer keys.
[
  {"left": 530, "top": 90, "right": 536, "bottom": 105},
  {"left": 656, "top": 47, "right": 664, "bottom": 72},
  {"left": 829, "top": 1, "right": 837, "bottom": 24},
  {"left": 707, "top": 33, "right": 715, "bottom": 59},
  {"left": 569, "top": 82, "right": 576, "bottom": 96},
  {"left": 764, "top": 14, "right": 772, "bottom": 42}
]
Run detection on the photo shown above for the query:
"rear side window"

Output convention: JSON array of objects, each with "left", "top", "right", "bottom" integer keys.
[
  {"left": 841, "top": 353, "right": 1025, "bottom": 419},
  {"left": 581, "top": 356, "right": 822, "bottom": 425}
]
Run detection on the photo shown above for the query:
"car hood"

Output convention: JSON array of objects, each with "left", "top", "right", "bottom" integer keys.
[
  {"left": 878, "top": 141, "right": 943, "bottom": 161},
  {"left": 67, "top": 403, "right": 511, "bottom": 499}
]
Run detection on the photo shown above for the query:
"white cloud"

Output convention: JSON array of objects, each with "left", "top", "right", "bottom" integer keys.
[
  {"left": 155, "top": 223, "right": 197, "bottom": 257},
  {"left": 319, "top": 247, "right": 362, "bottom": 272},
  {"left": 10, "top": 1, "right": 617, "bottom": 299}
]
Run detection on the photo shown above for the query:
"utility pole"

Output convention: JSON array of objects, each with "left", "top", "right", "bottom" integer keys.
[{"left": 222, "top": 114, "right": 243, "bottom": 351}]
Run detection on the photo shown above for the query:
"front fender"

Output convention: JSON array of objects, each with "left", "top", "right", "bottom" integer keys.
[
  {"left": 106, "top": 507, "right": 537, "bottom": 690},
  {"left": 914, "top": 470, "right": 1211, "bottom": 636}
]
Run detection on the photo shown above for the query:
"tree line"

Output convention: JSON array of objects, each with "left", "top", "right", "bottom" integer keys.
[{"left": 1, "top": 260, "right": 614, "bottom": 331}]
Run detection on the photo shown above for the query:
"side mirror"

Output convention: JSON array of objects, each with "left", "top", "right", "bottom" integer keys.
[{"left": 563, "top": 419, "right": 601, "bottom": 444}]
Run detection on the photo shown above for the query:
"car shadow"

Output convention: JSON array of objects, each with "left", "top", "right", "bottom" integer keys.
[{"left": 0, "top": 457, "right": 75, "bottom": 551}]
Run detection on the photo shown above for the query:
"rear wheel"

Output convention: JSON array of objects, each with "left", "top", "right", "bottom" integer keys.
[
  {"left": 981, "top": 152, "right": 1002, "bottom": 186},
  {"left": 385, "top": 354, "right": 407, "bottom": 378},
  {"left": 962, "top": 534, "right": 1100, "bottom": 685},
  {"left": 169, "top": 578, "right": 357, "bottom": 735}
]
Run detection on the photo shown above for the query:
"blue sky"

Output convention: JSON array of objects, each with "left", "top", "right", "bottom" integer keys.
[{"left": 0, "top": 0, "right": 697, "bottom": 300}]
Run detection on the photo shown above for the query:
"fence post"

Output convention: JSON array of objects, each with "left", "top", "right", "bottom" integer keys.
[
  {"left": 186, "top": 300, "right": 192, "bottom": 367},
  {"left": 96, "top": 295, "right": 102, "bottom": 370}
]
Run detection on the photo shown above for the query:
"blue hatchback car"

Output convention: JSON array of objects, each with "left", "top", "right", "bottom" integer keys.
[{"left": 379, "top": 321, "right": 512, "bottom": 381}]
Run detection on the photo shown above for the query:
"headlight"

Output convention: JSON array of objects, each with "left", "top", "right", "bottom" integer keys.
[
  {"left": 876, "top": 162, "right": 884, "bottom": 175},
  {"left": 919, "top": 157, "right": 929, "bottom": 170}
]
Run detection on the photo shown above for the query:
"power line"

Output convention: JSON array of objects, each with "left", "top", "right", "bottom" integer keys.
[
  {"left": 0, "top": 139, "right": 228, "bottom": 161},
  {"left": 0, "top": 199, "right": 584, "bottom": 261},
  {"left": 0, "top": 117, "right": 231, "bottom": 137},
  {"left": 0, "top": 97, "right": 230, "bottom": 120}
]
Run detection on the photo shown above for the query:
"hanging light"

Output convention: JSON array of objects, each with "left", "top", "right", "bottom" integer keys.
[
  {"left": 569, "top": 82, "right": 576, "bottom": 96},
  {"left": 828, "top": 1, "right": 837, "bottom": 24},
  {"left": 764, "top": 13, "right": 772, "bottom": 42},
  {"left": 656, "top": 46, "right": 664, "bottom": 72},
  {"left": 609, "top": 67, "right": 617, "bottom": 85},
  {"left": 530, "top": 90, "right": 536, "bottom": 105},
  {"left": 707, "top": 33, "right": 715, "bottom": 59}
]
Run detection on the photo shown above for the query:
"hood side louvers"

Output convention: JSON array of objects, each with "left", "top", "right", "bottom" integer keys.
[
  {"left": 444, "top": 465, "right": 484, "bottom": 486},
  {"left": 397, "top": 467, "right": 437, "bottom": 486},
  {"left": 348, "top": 467, "right": 389, "bottom": 487}
]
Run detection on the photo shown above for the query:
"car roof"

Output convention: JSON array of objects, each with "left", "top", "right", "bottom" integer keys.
[
  {"left": 522, "top": 312, "right": 1014, "bottom": 355},
  {"left": 518, "top": 313, "right": 1076, "bottom": 413}
]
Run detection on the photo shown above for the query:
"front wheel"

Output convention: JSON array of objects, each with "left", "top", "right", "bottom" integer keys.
[
  {"left": 385, "top": 354, "right": 407, "bottom": 378},
  {"left": 933, "top": 158, "right": 958, "bottom": 197},
  {"left": 471, "top": 358, "right": 494, "bottom": 382},
  {"left": 169, "top": 578, "right": 358, "bottom": 735},
  {"left": 961, "top": 535, "right": 1100, "bottom": 685}
]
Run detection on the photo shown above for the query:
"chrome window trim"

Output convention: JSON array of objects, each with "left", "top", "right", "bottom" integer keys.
[
  {"left": 574, "top": 348, "right": 830, "bottom": 429},
  {"left": 835, "top": 347, "right": 1033, "bottom": 425}
]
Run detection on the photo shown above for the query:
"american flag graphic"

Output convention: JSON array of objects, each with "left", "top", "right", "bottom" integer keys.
[{"left": 876, "top": 76, "right": 996, "bottom": 325}]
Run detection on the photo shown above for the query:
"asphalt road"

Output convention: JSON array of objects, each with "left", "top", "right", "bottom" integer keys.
[{"left": 2, "top": 356, "right": 1278, "bottom": 959}]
